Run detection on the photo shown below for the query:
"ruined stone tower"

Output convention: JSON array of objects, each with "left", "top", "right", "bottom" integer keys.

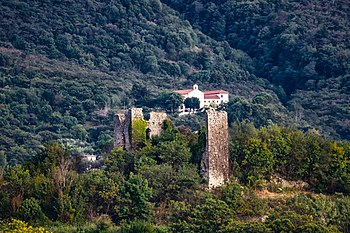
[
  {"left": 201, "top": 108, "right": 230, "bottom": 188},
  {"left": 114, "top": 108, "right": 143, "bottom": 150},
  {"left": 114, "top": 108, "right": 167, "bottom": 150},
  {"left": 114, "top": 112, "right": 131, "bottom": 150},
  {"left": 147, "top": 112, "right": 168, "bottom": 138}
]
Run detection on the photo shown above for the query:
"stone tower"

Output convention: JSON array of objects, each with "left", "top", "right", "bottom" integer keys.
[
  {"left": 114, "top": 108, "right": 143, "bottom": 150},
  {"left": 201, "top": 108, "right": 230, "bottom": 188},
  {"left": 114, "top": 112, "right": 131, "bottom": 150},
  {"left": 148, "top": 112, "right": 168, "bottom": 138}
]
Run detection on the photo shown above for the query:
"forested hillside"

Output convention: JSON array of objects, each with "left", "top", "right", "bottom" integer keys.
[
  {"left": 1, "top": 0, "right": 350, "bottom": 231},
  {"left": 0, "top": 0, "right": 293, "bottom": 164},
  {"left": 1, "top": 0, "right": 349, "bottom": 165},
  {"left": 163, "top": 0, "right": 350, "bottom": 139},
  {"left": 1, "top": 122, "right": 350, "bottom": 232}
]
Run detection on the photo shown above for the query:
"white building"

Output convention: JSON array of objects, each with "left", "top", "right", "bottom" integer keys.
[
  {"left": 174, "top": 84, "right": 229, "bottom": 112},
  {"left": 81, "top": 154, "right": 97, "bottom": 162}
]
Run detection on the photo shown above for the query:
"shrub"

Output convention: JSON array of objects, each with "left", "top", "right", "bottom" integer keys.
[
  {"left": 2, "top": 219, "right": 51, "bottom": 233},
  {"left": 17, "top": 198, "right": 48, "bottom": 223},
  {"left": 120, "top": 221, "right": 167, "bottom": 233}
]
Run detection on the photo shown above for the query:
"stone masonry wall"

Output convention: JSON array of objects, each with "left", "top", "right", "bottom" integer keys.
[
  {"left": 114, "top": 112, "right": 131, "bottom": 150},
  {"left": 148, "top": 112, "right": 168, "bottom": 138},
  {"left": 130, "top": 108, "right": 144, "bottom": 121},
  {"left": 201, "top": 108, "right": 229, "bottom": 188}
]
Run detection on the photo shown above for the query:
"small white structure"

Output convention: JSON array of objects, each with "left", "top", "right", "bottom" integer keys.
[
  {"left": 174, "top": 84, "right": 229, "bottom": 112},
  {"left": 81, "top": 154, "right": 97, "bottom": 162}
]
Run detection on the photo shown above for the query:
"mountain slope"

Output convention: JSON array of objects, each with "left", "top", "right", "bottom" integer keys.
[
  {"left": 162, "top": 0, "right": 350, "bottom": 139},
  {"left": 0, "top": 0, "right": 290, "bottom": 164}
]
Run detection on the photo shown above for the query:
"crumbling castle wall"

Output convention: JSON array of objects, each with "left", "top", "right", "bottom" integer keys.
[
  {"left": 148, "top": 112, "right": 168, "bottom": 138},
  {"left": 115, "top": 107, "right": 229, "bottom": 189},
  {"left": 114, "top": 108, "right": 167, "bottom": 150},
  {"left": 114, "top": 113, "right": 131, "bottom": 150},
  {"left": 130, "top": 108, "right": 143, "bottom": 121},
  {"left": 201, "top": 108, "right": 230, "bottom": 188},
  {"left": 114, "top": 113, "right": 130, "bottom": 149}
]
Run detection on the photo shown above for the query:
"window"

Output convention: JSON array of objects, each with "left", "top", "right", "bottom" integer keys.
[{"left": 221, "top": 95, "right": 223, "bottom": 98}]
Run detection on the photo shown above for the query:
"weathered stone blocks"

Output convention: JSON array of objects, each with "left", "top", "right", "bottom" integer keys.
[
  {"left": 114, "top": 113, "right": 131, "bottom": 150},
  {"left": 148, "top": 112, "right": 168, "bottom": 138},
  {"left": 201, "top": 108, "right": 230, "bottom": 188}
]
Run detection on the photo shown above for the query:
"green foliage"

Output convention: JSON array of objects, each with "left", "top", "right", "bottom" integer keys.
[
  {"left": 139, "top": 163, "right": 200, "bottom": 202},
  {"left": 0, "top": 151, "right": 6, "bottom": 168},
  {"left": 2, "top": 165, "right": 32, "bottom": 215},
  {"left": 294, "top": 223, "right": 341, "bottom": 233},
  {"left": 116, "top": 173, "right": 153, "bottom": 222},
  {"left": 2, "top": 219, "right": 51, "bottom": 233},
  {"left": 269, "top": 218, "right": 294, "bottom": 233},
  {"left": 222, "top": 95, "right": 288, "bottom": 128},
  {"left": 79, "top": 171, "right": 120, "bottom": 217},
  {"left": 252, "top": 92, "right": 273, "bottom": 105},
  {"left": 225, "top": 221, "right": 272, "bottom": 233},
  {"left": 17, "top": 198, "right": 48, "bottom": 223},
  {"left": 230, "top": 121, "right": 350, "bottom": 194},
  {"left": 105, "top": 147, "right": 134, "bottom": 175},
  {"left": 131, "top": 84, "right": 151, "bottom": 107},
  {"left": 164, "top": 0, "right": 350, "bottom": 140},
  {"left": 156, "top": 92, "right": 183, "bottom": 113},
  {"left": 120, "top": 221, "right": 167, "bottom": 233},
  {"left": 1, "top": 0, "right": 348, "bottom": 168},
  {"left": 0, "top": 0, "right": 350, "bottom": 230},
  {"left": 1, "top": 124, "right": 350, "bottom": 231},
  {"left": 184, "top": 97, "right": 200, "bottom": 111},
  {"left": 157, "top": 139, "right": 191, "bottom": 167},
  {"left": 219, "top": 182, "right": 245, "bottom": 209},
  {"left": 241, "top": 137, "right": 274, "bottom": 184},
  {"left": 171, "top": 195, "right": 236, "bottom": 233},
  {"left": 190, "top": 197, "right": 233, "bottom": 233},
  {"left": 131, "top": 119, "right": 148, "bottom": 150}
]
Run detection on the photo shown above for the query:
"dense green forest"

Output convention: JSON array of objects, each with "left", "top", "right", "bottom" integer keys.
[
  {"left": 0, "top": 0, "right": 292, "bottom": 164},
  {"left": 1, "top": 0, "right": 349, "bottom": 164},
  {"left": 162, "top": 0, "right": 350, "bottom": 139},
  {"left": 0, "top": 0, "right": 350, "bottom": 231},
  {"left": 1, "top": 122, "right": 350, "bottom": 232}
]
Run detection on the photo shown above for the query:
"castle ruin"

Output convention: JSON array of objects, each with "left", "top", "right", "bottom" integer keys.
[
  {"left": 114, "top": 107, "right": 230, "bottom": 188},
  {"left": 201, "top": 108, "right": 230, "bottom": 188},
  {"left": 114, "top": 108, "right": 167, "bottom": 150}
]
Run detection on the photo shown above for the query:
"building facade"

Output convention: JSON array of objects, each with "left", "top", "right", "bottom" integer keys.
[{"left": 174, "top": 84, "right": 229, "bottom": 111}]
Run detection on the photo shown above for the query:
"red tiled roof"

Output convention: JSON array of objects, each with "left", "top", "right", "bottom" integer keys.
[
  {"left": 204, "top": 94, "right": 221, "bottom": 100},
  {"left": 204, "top": 90, "right": 229, "bottom": 95},
  {"left": 174, "top": 89, "right": 193, "bottom": 95}
]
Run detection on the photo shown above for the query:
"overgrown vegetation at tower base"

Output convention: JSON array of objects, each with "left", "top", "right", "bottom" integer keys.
[{"left": 1, "top": 122, "right": 350, "bottom": 232}]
